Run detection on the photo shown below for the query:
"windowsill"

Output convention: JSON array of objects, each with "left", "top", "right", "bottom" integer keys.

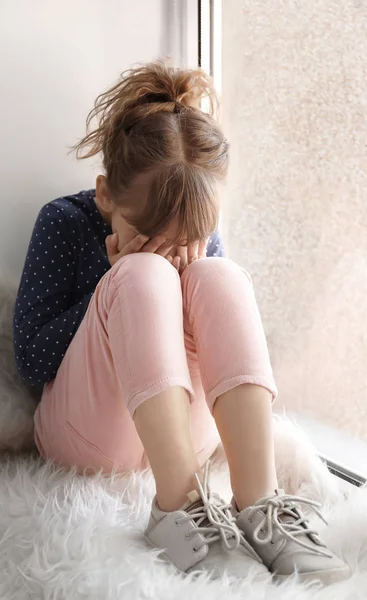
[{"left": 283, "top": 410, "right": 367, "bottom": 483}]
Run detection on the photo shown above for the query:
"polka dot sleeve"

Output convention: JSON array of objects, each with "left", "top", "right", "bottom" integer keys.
[
  {"left": 13, "top": 204, "right": 93, "bottom": 386},
  {"left": 206, "top": 230, "right": 225, "bottom": 258}
]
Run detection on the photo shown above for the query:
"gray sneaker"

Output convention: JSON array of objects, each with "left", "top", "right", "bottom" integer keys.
[
  {"left": 145, "top": 465, "right": 269, "bottom": 580},
  {"left": 233, "top": 490, "right": 350, "bottom": 585}
]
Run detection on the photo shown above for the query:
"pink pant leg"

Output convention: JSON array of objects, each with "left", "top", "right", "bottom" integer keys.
[
  {"left": 34, "top": 253, "right": 218, "bottom": 473},
  {"left": 181, "top": 257, "right": 277, "bottom": 411}
]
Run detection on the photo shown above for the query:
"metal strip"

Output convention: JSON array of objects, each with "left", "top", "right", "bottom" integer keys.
[{"left": 320, "top": 454, "right": 366, "bottom": 487}]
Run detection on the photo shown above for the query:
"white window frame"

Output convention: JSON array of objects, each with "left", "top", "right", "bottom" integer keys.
[
  {"left": 166, "top": 0, "right": 199, "bottom": 69},
  {"left": 199, "top": 0, "right": 222, "bottom": 90}
]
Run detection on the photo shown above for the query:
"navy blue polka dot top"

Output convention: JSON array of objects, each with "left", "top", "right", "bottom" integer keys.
[{"left": 13, "top": 189, "right": 225, "bottom": 387}]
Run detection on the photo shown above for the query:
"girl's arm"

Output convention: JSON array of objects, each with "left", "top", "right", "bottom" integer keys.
[
  {"left": 206, "top": 230, "right": 225, "bottom": 258},
  {"left": 13, "top": 204, "right": 93, "bottom": 386}
]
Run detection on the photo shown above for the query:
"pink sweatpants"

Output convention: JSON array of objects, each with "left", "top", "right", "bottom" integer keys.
[{"left": 34, "top": 255, "right": 277, "bottom": 473}]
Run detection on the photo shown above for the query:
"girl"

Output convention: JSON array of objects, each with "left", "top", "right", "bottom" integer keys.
[{"left": 14, "top": 61, "right": 348, "bottom": 583}]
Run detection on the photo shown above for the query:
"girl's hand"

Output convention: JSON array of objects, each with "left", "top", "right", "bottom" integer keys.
[
  {"left": 167, "top": 239, "right": 208, "bottom": 273},
  {"left": 106, "top": 233, "right": 169, "bottom": 267}
]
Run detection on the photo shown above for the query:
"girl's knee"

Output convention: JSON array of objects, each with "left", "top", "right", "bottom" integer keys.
[
  {"left": 110, "top": 252, "right": 181, "bottom": 289},
  {"left": 182, "top": 257, "right": 253, "bottom": 286}
]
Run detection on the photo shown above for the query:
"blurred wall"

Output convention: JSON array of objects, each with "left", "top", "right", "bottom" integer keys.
[{"left": 222, "top": 0, "right": 367, "bottom": 440}]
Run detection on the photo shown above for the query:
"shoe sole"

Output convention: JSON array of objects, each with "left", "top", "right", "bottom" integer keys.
[
  {"left": 145, "top": 534, "right": 270, "bottom": 581},
  {"left": 274, "top": 565, "right": 351, "bottom": 585},
  {"left": 144, "top": 534, "right": 182, "bottom": 572}
]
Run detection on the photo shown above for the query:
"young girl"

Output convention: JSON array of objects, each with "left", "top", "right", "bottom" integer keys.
[{"left": 14, "top": 61, "right": 348, "bottom": 584}]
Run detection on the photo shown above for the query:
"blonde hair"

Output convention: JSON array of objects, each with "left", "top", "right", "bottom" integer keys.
[{"left": 74, "top": 60, "right": 229, "bottom": 243}]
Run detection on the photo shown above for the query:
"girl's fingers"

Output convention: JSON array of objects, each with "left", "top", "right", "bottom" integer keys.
[
  {"left": 105, "top": 232, "right": 118, "bottom": 254},
  {"left": 155, "top": 243, "right": 174, "bottom": 258},
  {"left": 176, "top": 245, "right": 188, "bottom": 273},
  {"left": 140, "top": 235, "right": 167, "bottom": 253},
  {"left": 198, "top": 238, "right": 208, "bottom": 259},
  {"left": 105, "top": 233, "right": 121, "bottom": 266},
  {"left": 106, "top": 234, "right": 149, "bottom": 266},
  {"left": 187, "top": 241, "right": 199, "bottom": 264},
  {"left": 121, "top": 234, "right": 150, "bottom": 256},
  {"left": 108, "top": 234, "right": 209, "bottom": 269},
  {"left": 166, "top": 254, "right": 181, "bottom": 272},
  {"left": 172, "top": 256, "right": 181, "bottom": 271}
]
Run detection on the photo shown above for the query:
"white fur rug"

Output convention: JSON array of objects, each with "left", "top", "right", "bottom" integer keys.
[
  {"left": 0, "top": 284, "right": 366, "bottom": 598},
  {"left": 1, "top": 417, "right": 366, "bottom": 600}
]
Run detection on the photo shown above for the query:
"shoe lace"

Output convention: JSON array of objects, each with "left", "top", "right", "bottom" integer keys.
[
  {"left": 249, "top": 492, "right": 333, "bottom": 558},
  {"left": 177, "top": 462, "right": 260, "bottom": 560}
]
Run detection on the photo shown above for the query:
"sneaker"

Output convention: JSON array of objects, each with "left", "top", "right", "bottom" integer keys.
[
  {"left": 233, "top": 490, "right": 350, "bottom": 584},
  {"left": 145, "top": 464, "right": 269, "bottom": 580}
]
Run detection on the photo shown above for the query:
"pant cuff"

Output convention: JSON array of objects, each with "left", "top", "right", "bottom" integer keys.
[
  {"left": 127, "top": 377, "right": 195, "bottom": 416},
  {"left": 207, "top": 374, "right": 278, "bottom": 413}
]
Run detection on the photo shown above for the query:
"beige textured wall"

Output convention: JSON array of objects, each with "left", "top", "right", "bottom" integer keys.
[{"left": 222, "top": 0, "right": 367, "bottom": 441}]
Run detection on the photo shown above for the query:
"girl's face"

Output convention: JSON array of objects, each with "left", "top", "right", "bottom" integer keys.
[
  {"left": 95, "top": 174, "right": 186, "bottom": 254},
  {"left": 104, "top": 199, "right": 179, "bottom": 255}
]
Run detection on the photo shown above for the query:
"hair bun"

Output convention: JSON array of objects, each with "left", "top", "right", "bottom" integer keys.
[
  {"left": 74, "top": 60, "right": 219, "bottom": 157},
  {"left": 136, "top": 60, "right": 214, "bottom": 112},
  {"left": 96, "top": 60, "right": 218, "bottom": 133},
  {"left": 124, "top": 60, "right": 216, "bottom": 116}
]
